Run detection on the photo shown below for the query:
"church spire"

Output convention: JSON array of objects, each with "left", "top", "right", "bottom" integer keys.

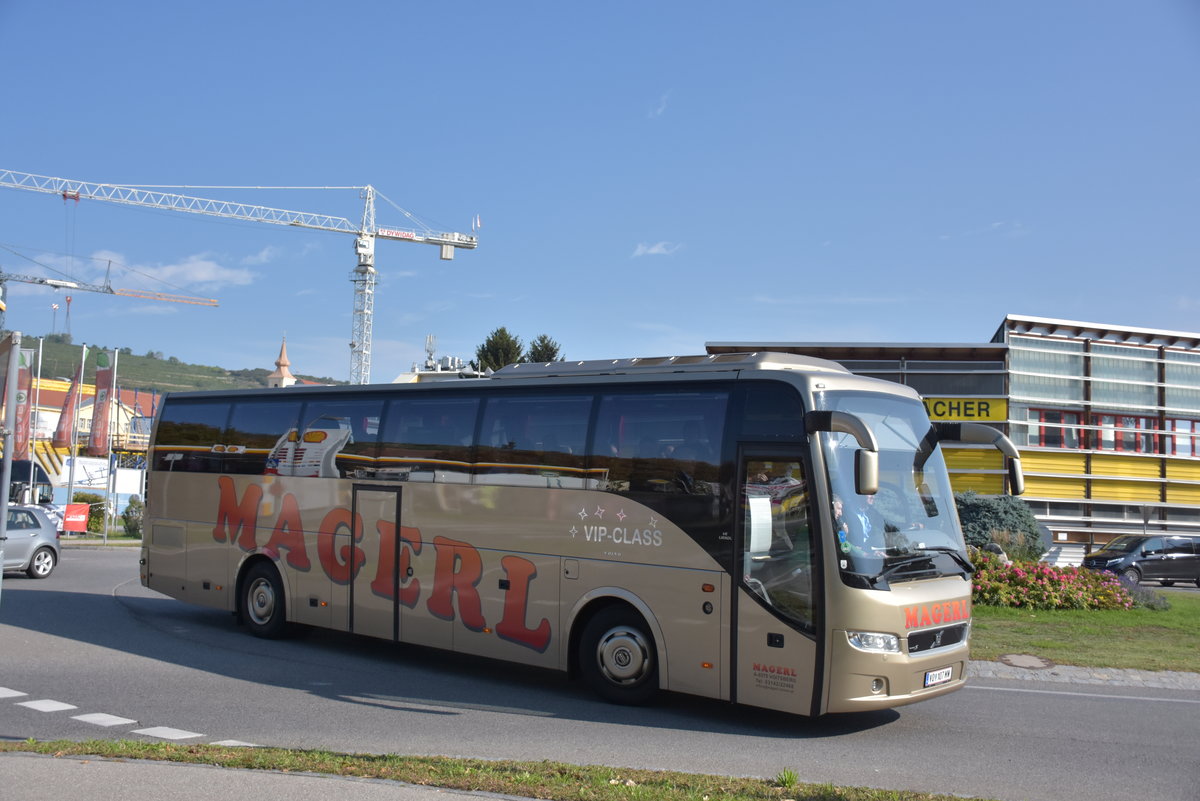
[{"left": 267, "top": 336, "right": 297, "bottom": 388}]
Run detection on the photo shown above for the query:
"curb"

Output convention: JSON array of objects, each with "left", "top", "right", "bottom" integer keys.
[{"left": 969, "top": 658, "right": 1200, "bottom": 690}]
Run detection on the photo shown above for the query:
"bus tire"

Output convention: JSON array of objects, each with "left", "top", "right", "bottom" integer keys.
[
  {"left": 242, "top": 561, "right": 288, "bottom": 639},
  {"left": 579, "top": 606, "right": 659, "bottom": 706}
]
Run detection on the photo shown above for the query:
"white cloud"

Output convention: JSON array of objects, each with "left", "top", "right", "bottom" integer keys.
[
  {"left": 241, "top": 246, "right": 281, "bottom": 265},
  {"left": 632, "top": 241, "right": 682, "bottom": 258},
  {"left": 76, "top": 248, "right": 255, "bottom": 293},
  {"left": 130, "top": 253, "right": 256, "bottom": 292},
  {"left": 648, "top": 92, "right": 671, "bottom": 119}
]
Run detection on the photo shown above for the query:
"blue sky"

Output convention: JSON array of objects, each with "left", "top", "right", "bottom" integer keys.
[{"left": 2, "top": 1, "right": 1198, "bottom": 383}]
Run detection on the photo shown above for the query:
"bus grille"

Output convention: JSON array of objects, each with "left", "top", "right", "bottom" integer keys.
[{"left": 907, "top": 623, "right": 968, "bottom": 654}]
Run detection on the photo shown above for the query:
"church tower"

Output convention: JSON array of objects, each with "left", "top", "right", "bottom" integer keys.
[{"left": 267, "top": 337, "right": 297, "bottom": 388}]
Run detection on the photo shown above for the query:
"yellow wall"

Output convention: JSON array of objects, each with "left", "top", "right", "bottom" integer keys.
[
  {"left": 1018, "top": 450, "right": 1087, "bottom": 475},
  {"left": 948, "top": 473, "right": 1005, "bottom": 494},
  {"left": 1023, "top": 475, "right": 1088, "bottom": 499},
  {"left": 1090, "top": 479, "right": 1160, "bottom": 502},
  {"left": 1090, "top": 453, "right": 1160, "bottom": 479},
  {"left": 1165, "top": 459, "right": 1200, "bottom": 482},
  {"left": 942, "top": 448, "right": 1003, "bottom": 470}
]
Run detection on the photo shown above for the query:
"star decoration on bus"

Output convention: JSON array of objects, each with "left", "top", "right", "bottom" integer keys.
[
  {"left": 578, "top": 508, "right": 589, "bottom": 520},
  {"left": 616, "top": 509, "right": 626, "bottom": 522},
  {"left": 594, "top": 506, "right": 606, "bottom": 519}
]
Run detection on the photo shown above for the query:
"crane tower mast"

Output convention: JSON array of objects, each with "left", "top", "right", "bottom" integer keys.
[{"left": 0, "top": 169, "right": 477, "bottom": 384}]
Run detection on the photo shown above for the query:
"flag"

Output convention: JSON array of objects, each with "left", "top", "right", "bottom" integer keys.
[
  {"left": 13, "top": 348, "right": 35, "bottom": 458},
  {"left": 52, "top": 348, "right": 86, "bottom": 449},
  {"left": 87, "top": 350, "right": 116, "bottom": 456}
]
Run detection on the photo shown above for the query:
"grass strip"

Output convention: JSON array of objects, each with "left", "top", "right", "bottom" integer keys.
[
  {"left": 971, "top": 592, "right": 1200, "bottom": 672},
  {"left": 1, "top": 738, "right": 998, "bottom": 801}
]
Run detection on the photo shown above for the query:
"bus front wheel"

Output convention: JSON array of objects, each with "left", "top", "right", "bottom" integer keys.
[
  {"left": 242, "top": 561, "right": 288, "bottom": 639},
  {"left": 579, "top": 606, "right": 659, "bottom": 706}
]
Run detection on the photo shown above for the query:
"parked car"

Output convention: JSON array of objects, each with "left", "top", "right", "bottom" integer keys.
[
  {"left": 1, "top": 504, "right": 61, "bottom": 579},
  {"left": 1081, "top": 533, "right": 1200, "bottom": 587}
]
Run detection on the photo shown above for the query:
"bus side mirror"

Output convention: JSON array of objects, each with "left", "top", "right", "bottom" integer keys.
[
  {"left": 933, "top": 422, "right": 1025, "bottom": 496},
  {"left": 1007, "top": 457, "right": 1024, "bottom": 497},
  {"left": 806, "top": 410, "right": 880, "bottom": 496},
  {"left": 855, "top": 450, "right": 879, "bottom": 496}
]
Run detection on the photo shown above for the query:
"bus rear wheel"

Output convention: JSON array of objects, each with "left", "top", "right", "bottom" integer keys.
[
  {"left": 579, "top": 606, "right": 659, "bottom": 706},
  {"left": 242, "top": 561, "right": 288, "bottom": 639}
]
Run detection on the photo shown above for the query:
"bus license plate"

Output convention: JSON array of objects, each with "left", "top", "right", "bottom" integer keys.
[{"left": 924, "top": 667, "right": 953, "bottom": 687}]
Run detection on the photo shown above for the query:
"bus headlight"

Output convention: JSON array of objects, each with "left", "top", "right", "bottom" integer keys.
[{"left": 846, "top": 631, "right": 900, "bottom": 653}]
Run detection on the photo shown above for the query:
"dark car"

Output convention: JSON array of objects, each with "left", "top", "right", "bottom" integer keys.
[
  {"left": 1, "top": 505, "right": 61, "bottom": 579},
  {"left": 1081, "top": 533, "right": 1200, "bottom": 587}
]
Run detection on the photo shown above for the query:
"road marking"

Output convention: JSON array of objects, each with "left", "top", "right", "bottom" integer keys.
[
  {"left": 210, "top": 740, "right": 260, "bottom": 747},
  {"left": 132, "top": 726, "right": 204, "bottom": 740},
  {"left": 17, "top": 699, "right": 78, "bottom": 712},
  {"left": 73, "top": 712, "right": 138, "bottom": 727},
  {"left": 968, "top": 685, "right": 1200, "bottom": 704},
  {"left": 0, "top": 687, "right": 28, "bottom": 698}
]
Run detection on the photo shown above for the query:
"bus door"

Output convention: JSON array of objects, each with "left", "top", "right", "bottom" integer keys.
[
  {"left": 733, "top": 448, "right": 821, "bottom": 716},
  {"left": 349, "top": 484, "right": 403, "bottom": 641}
]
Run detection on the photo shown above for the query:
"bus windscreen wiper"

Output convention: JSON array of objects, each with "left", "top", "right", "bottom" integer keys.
[{"left": 913, "top": 546, "right": 975, "bottom": 574}]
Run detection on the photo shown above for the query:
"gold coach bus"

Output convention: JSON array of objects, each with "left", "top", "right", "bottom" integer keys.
[{"left": 141, "top": 353, "right": 1022, "bottom": 716}]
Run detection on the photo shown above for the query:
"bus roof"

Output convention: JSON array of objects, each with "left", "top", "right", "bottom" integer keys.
[{"left": 491, "top": 352, "right": 849, "bottom": 379}]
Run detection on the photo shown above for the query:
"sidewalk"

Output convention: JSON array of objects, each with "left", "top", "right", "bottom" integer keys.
[{"left": 968, "top": 657, "right": 1200, "bottom": 690}]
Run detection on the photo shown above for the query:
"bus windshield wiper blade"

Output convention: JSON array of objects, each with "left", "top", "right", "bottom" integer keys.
[
  {"left": 914, "top": 546, "right": 975, "bottom": 574},
  {"left": 877, "top": 553, "right": 939, "bottom": 583}
]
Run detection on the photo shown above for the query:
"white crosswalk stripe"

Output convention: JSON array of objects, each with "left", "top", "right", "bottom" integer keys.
[
  {"left": 73, "top": 712, "right": 139, "bottom": 727},
  {"left": 18, "top": 699, "right": 78, "bottom": 712},
  {"left": 0, "top": 687, "right": 29, "bottom": 698},
  {"left": 132, "top": 726, "right": 204, "bottom": 740}
]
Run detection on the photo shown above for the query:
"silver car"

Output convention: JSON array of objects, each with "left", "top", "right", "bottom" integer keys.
[{"left": 1, "top": 505, "right": 61, "bottom": 579}]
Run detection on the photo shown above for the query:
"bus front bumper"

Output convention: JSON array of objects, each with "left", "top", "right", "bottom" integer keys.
[{"left": 824, "top": 631, "right": 968, "bottom": 714}]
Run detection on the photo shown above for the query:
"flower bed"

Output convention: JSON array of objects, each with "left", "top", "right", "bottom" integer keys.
[{"left": 971, "top": 551, "right": 1134, "bottom": 610}]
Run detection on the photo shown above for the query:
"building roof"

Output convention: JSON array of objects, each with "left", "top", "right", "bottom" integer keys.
[
  {"left": 704, "top": 342, "right": 1007, "bottom": 361},
  {"left": 995, "top": 314, "right": 1200, "bottom": 349}
]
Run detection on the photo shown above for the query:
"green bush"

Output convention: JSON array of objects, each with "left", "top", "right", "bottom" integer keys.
[
  {"left": 971, "top": 551, "right": 1135, "bottom": 610},
  {"left": 956, "top": 491, "right": 1043, "bottom": 560}
]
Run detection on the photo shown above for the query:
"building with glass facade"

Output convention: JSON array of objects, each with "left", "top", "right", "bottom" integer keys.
[{"left": 707, "top": 314, "right": 1200, "bottom": 555}]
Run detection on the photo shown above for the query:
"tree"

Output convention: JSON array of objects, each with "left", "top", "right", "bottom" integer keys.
[
  {"left": 526, "top": 334, "right": 563, "bottom": 363},
  {"left": 122, "top": 495, "right": 144, "bottom": 538},
  {"left": 475, "top": 327, "right": 524, "bottom": 371},
  {"left": 955, "top": 491, "right": 1044, "bottom": 560},
  {"left": 72, "top": 491, "right": 106, "bottom": 534}
]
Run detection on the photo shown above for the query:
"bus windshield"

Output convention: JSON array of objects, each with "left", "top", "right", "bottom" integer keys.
[{"left": 816, "top": 391, "right": 968, "bottom": 587}]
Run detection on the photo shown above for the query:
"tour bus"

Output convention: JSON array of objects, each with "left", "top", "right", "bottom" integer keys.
[{"left": 141, "top": 353, "right": 1023, "bottom": 717}]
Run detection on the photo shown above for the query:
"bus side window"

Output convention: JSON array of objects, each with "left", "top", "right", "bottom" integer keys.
[
  {"left": 224, "top": 399, "right": 303, "bottom": 475},
  {"left": 298, "top": 398, "right": 384, "bottom": 479},
  {"left": 589, "top": 390, "right": 728, "bottom": 496},
  {"left": 153, "top": 399, "right": 230, "bottom": 473},
  {"left": 475, "top": 394, "right": 591, "bottom": 488},
  {"left": 379, "top": 396, "right": 479, "bottom": 483},
  {"left": 734, "top": 382, "right": 805, "bottom": 440}
]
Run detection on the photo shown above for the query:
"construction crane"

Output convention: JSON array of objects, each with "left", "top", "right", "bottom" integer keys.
[
  {"left": 0, "top": 268, "right": 219, "bottom": 326},
  {"left": 0, "top": 169, "right": 478, "bottom": 384}
]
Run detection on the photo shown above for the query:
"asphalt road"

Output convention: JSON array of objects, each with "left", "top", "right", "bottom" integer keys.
[{"left": 1, "top": 548, "right": 1197, "bottom": 801}]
